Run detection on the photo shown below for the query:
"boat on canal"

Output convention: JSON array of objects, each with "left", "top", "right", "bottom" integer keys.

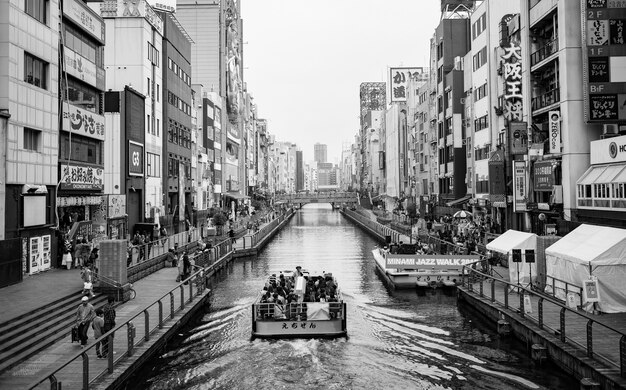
[
  {"left": 372, "top": 243, "right": 479, "bottom": 289},
  {"left": 251, "top": 269, "right": 347, "bottom": 339}
]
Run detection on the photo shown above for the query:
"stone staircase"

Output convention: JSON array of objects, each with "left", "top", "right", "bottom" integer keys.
[{"left": 0, "top": 292, "right": 108, "bottom": 374}]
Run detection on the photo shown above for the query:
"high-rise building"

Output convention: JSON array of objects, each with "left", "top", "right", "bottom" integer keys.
[
  {"left": 296, "top": 150, "right": 304, "bottom": 191},
  {"left": 314, "top": 143, "right": 327, "bottom": 163}
]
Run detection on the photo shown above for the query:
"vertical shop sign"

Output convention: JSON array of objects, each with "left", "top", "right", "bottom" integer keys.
[
  {"left": 548, "top": 111, "right": 562, "bottom": 153},
  {"left": 513, "top": 161, "right": 527, "bottom": 212},
  {"left": 583, "top": 0, "right": 626, "bottom": 122},
  {"left": 510, "top": 122, "right": 528, "bottom": 155},
  {"left": 501, "top": 42, "right": 523, "bottom": 122}
]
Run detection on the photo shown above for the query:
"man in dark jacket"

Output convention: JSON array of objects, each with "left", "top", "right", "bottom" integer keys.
[{"left": 101, "top": 296, "right": 116, "bottom": 358}]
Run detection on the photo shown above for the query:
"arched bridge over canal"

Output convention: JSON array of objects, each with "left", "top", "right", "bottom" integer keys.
[{"left": 275, "top": 192, "right": 358, "bottom": 206}]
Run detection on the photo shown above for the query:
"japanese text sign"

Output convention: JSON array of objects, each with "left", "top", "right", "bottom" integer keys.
[
  {"left": 501, "top": 42, "right": 523, "bottom": 122},
  {"left": 389, "top": 67, "right": 423, "bottom": 103}
]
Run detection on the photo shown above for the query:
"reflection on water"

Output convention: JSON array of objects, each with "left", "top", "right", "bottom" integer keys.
[{"left": 134, "top": 204, "right": 576, "bottom": 390}]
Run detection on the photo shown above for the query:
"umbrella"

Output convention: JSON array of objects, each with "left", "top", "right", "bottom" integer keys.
[{"left": 453, "top": 210, "right": 471, "bottom": 219}]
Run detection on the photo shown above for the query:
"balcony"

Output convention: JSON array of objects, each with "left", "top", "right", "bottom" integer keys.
[
  {"left": 531, "top": 88, "right": 560, "bottom": 112},
  {"left": 530, "top": 38, "right": 558, "bottom": 68}
]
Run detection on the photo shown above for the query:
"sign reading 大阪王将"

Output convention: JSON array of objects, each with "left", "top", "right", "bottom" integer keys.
[{"left": 385, "top": 255, "right": 479, "bottom": 270}]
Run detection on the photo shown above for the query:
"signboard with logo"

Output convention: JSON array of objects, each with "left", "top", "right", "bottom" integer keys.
[
  {"left": 533, "top": 160, "right": 556, "bottom": 191},
  {"left": 57, "top": 196, "right": 103, "bottom": 207},
  {"left": 385, "top": 254, "right": 479, "bottom": 270},
  {"left": 62, "top": 104, "right": 105, "bottom": 141},
  {"left": 590, "top": 134, "right": 626, "bottom": 164},
  {"left": 128, "top": 141, "right": 144, "bottom": 176},
  {"left": 63, "top": 0, "right": 104, "bottom": 42},
  {"left": 513, "top": 160, "right": 527, "bottom": 212},
  {"left": 501, "top": 42, "right": 523, "bottom": 122},
  {"left": 64, "top": 47, "right": 98, "bottom": 88},
  {"left": 510, "top": 121, "right": 528, "bottom": 155},
  {"left": 548, "top": 111, "right": 562, "bottom": 154},
  {"left": 582, "top": 0, "right": 626, "bottom": 122},
  {"left": 102, "top": 0, "right": 163, "bottom": 34},
  {"left": 60, "top": 163, "right": 104, "bottom": 190},
  {"left": 389, "top": 67, "right": 424, "bottom": 103}
]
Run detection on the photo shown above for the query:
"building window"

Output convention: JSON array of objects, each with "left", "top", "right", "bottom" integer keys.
[
  {"left": 59, "top": 133, "right": 102, "bottom": 164},
  {"left": 156, "top": 84, "right": 160, "bottom": 102},
  {"left": 25, "top": 0, "right": 47, "bottom": 24},
  {"left": 147, "top": 114, "right": 151, "bottom": 134},
  {"left": 156, "top": 118, "right": 160, "bottom": 136},
  {"left": 62, "top": 78, "right": 101, "bottom": 113},
  {"left": 472, "top": 47, "right": 487, "bottom": 71},
  {"left": 147, "top": 152, "right": 161, "bottom": 177},
  {"left": 168, "top": 57, "right": 172, "bottom": 69},
  {"left": 24, "top": 53, "right": 47, "bottom": 89},
  {"left": 474, "top": 83, "right": 488, "bottom": 101},
  {"left": 23, "top": 128, "right": 41, "bottom": 151},
  {"left": 474, "top": 115, "right": 488, "bottom": 131}
]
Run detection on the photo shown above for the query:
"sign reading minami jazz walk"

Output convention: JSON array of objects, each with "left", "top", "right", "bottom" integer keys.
[{"left": 385, "top": 255, "right": 479, "bottom": 269}]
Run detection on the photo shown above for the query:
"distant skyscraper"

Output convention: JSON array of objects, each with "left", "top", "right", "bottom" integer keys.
[{"left": 314, "top": 143, "right": 327, "bottom": 163}]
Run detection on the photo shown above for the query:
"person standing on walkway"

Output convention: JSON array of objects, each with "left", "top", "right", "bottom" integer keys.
[
  {"left": 81, "top": 266, "right": 95, "bottom": 298},
  {"left": 75, "top": 296, "right": 95, "bottom": 348},
  {"left": 160, "top": 226, "right": 168, "bottom": 246},
  {"left": 182, "top": 252, "right": 192, "bottom": 285},
  {"left": 177, "top": 251, "right": 185, "bottom": 282},
  {"left": 62, "top": 236, "right": 73, "bottom": 270},
  {"left": 92, "top": 308, "right": 105, "bottom": 358},
  {"left": 102, "top": 296, "right": 116, "bottom": 358}
]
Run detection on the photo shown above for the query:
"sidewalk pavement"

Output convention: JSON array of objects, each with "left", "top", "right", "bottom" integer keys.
[{"left": 0, "top": 268, "right": 84, "bottom": 323}]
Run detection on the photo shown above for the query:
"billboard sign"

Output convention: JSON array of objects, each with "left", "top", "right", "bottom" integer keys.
[
  {"left": 62, "top": 103, "right": 105, "bottom": 141},
  {"left": 533, "top": 160, "right": 556, "bottom": 192},
  {"left": 502, "top": 42, "right": 523, "bottom": 122},
  {"left": 582, "top": 0, "right": 626, "bottom": 122},
  {"left": 509, "top": 121, "right": 528, "bottom": 155},
  {"left": 128, "top": 141, "right": 144, "bottom": 176},
  {"left": 389, "top": 67, "right": 424, "bottom": 103},
  {"left": 60, "top": 163, "right": 104, "bottom": 190}
]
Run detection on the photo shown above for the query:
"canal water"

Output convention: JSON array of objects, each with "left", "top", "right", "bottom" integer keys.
[{"left": 134, "top": 205, "right": 576, "bottom": 390}]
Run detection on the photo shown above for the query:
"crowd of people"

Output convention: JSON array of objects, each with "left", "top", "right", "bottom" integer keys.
[
  {"left": 73, "top": 295, "right": 116, "bottom": 360},
  {"left": 258, "top": 267, "right": 340, "bottom": 320}
]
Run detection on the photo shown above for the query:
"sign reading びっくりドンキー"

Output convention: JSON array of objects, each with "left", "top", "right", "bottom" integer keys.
[{"left": 385, "top": 255, "right": 479, "bottom": 270}]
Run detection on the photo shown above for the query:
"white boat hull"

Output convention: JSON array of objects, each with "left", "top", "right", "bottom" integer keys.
[{"left": 372, "top": 249, "right": 463, "bottom": 289}]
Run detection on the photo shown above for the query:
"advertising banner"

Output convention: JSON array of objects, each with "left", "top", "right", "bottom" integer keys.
[
  {"left": 108, "top": 195, "right": 127, "bottom": 218},
  {"left": 509, "top": 122, "right": 528, "bottom": 155},
  {"left": 548, "top": 111, "right": 561, "bottom": 154},
  {"left": 60, "top": 163, "right": 104, "bottom": 190},
  {"left": 389, "top": 67, "right": 424, "bottom": 103},
  {"left": 533, "top": 160, "right": 556, "bottom": 191},
  {"left": 64, "top": 47, "right": 98, "bottom": 88},
  {"left": 385, "top": 255, "right": 479, "bottom": 270},
  {"left": 501, "top": 42, "right": 523, "bottom": 122},
  {"left": 513, "top": 160, "right": 527, "bottom": 212},
  {"left": 62, "top": 103, "right": 105, "bottom": 141},
  {"left": 128, "top": 141, "right": 144, "bottom": 176}
]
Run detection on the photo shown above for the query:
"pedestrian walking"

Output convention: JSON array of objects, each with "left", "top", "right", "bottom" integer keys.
[
  {"left": 62, "top": 237, "right": 73, "bottom": 270},
  {"left": 75, "top": 296, "right": 95, "bottom": 347},
  {"left": 183, "top": 252, "right": 192, "bottom": 285},
  {"left": 92, "top": 309, "right": 105, "bottom": 358},
  {"left": 102, "top": 296, "right": 116, "bottom": 358},
  {"left": 177, "top": 251, "right": 185, "bottom": 282},
  {"left": 228, "top": 227, "right": 236, "bottom": 244},
  {"left": 81, "top": 266, "right": 95, "bottom": 298},
  {"left": 160, "top": 226, "right": 168, "bottom": 246}
]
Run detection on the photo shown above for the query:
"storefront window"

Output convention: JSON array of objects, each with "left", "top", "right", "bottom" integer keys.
[{"left": 60, "top": 133, "right": 103, "bottom": 165}]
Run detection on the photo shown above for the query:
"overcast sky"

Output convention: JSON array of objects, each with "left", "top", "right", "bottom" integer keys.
[{"left": 240, "top": 0, "right": 441, "bottom": 163}]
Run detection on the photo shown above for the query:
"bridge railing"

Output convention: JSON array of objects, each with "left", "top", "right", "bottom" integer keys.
[
  {"left": 462, "top": 263, "right": 626, "bottom": 377},
  {"left": 275, "top": 192, "right": 358, "bottom": 202}
]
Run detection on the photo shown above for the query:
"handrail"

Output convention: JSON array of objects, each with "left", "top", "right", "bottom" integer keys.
[
  {"left": 27, "top": 259, "right": 213, "bottom": 389},
  {"left": 462, "top": 264, "right": 626, "bottom": 377}
]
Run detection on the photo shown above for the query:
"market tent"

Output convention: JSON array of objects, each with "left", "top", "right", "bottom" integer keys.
[
  {"left": 545, "top": 224, "right": 626, "bottom": 313},
  {"left": 487, "top": 230, "right": 538, "bottom": 286}
]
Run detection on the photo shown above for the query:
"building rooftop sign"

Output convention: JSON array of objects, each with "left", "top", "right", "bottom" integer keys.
[{"left": 100, "top": 0, "right": 163, "bottom": 35}]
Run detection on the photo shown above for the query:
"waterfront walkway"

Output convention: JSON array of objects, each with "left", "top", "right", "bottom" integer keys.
[{"left": 0, "top": 266, "right": 184, "bottom": 389}]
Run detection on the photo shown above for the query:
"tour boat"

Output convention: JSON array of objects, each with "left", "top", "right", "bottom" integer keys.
[
  {"left": 251, "top": 270, "right": 347, "bottom": 339},
  {"left": 371, "top": 243, "right": 478, "bottom": 289}
]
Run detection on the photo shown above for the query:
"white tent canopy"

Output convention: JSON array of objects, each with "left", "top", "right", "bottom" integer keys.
[
  {"left": 545, "top": 224, "right": 626, "bottom": 313},
  {"left": 487, "top": 230, "right": 538, "bottom": 286}
]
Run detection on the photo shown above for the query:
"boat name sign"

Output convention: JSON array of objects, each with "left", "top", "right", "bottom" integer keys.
[{"left": 385, "top": 255, "right": 480, "bottom": 269}]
